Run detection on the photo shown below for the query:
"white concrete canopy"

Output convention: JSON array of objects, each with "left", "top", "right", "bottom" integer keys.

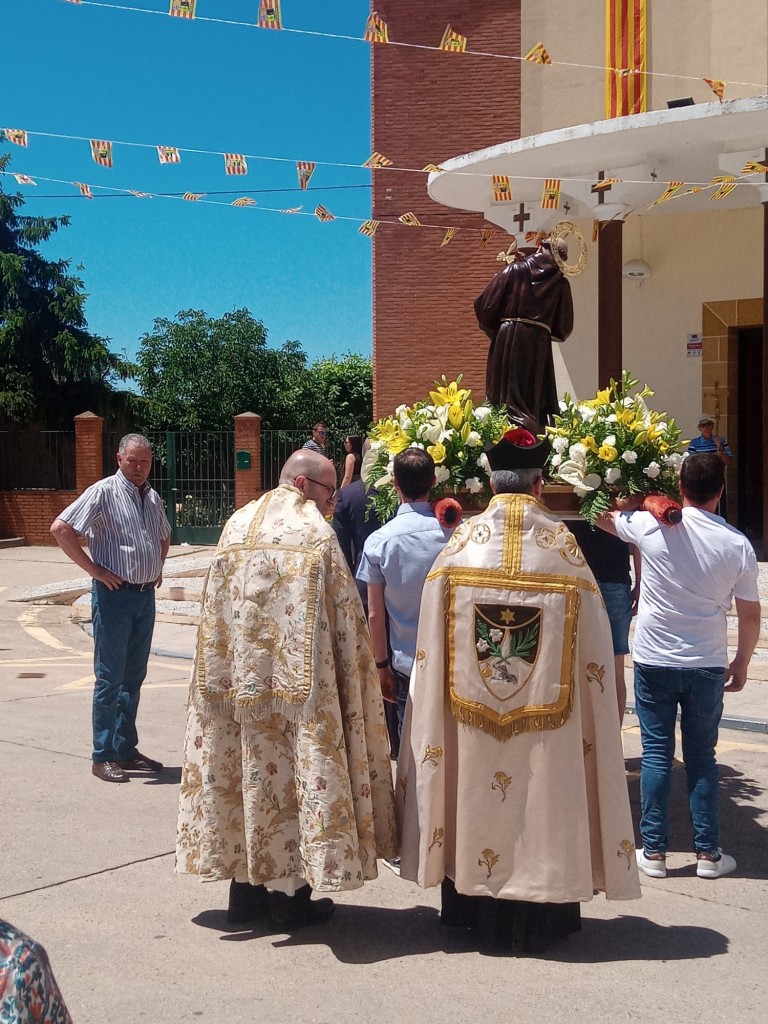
[{"left": 428, "top": 95, "right": 768, "bottom": 235}]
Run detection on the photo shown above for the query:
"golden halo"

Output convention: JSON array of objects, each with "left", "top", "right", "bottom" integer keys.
[{"left": 550, "top": 221, "right": 587, "bottom": 277}]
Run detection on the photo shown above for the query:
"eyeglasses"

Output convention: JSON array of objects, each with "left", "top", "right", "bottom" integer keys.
[
  {"left": 316, "top": 430, "right": 329, "bottom": 437},
  {"left": 303, "top": 476, "right": 336, "bottom": 500}
]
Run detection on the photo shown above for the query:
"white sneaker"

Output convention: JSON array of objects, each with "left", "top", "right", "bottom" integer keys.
[
  {"left": 636, "top": 848, "right": 667, "bottom": 878},
  {"left": 696, "top": 849, "right": 736, "bottom": 879},
  {"left": 382, "top": 857, "right": 401, "bottom": 876}
]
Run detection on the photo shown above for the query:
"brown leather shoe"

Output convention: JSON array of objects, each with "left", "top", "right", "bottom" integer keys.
[
  {"left": 92, "top": 761, "right": 129, "bottom": 783},
  {"left": 116, "top": 753, "right": 163, "bottom": 772}
]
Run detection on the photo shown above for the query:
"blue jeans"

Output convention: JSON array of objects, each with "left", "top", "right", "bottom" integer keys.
[
  {"left": 634, "top": 663, "right": 725, "bottom": 855},
  {"left": 91, "top": 582, "right": 156, "bottom": 762}
]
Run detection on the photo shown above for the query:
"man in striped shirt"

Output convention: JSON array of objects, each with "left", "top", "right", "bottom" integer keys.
[
  {"left": 51, "top": 434, "right": 171, "bottom": 783},
  {"left": 302, "top": 422, "right": 329, "bottom": 457}
]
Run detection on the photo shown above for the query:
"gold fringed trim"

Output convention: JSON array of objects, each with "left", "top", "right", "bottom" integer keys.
[
  {"left": 450, "top": 695, "right": 573, "bottom": 741},
  {"left": 191, "top": 682, "right": 321, "bottom": 727}
]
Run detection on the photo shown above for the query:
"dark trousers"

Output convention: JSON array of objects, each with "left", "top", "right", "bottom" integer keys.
[{"left": 91, "top": 582, "right": 155, "bottom": 762}]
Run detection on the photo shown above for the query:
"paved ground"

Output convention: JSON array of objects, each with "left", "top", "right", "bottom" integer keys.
[{"left": 1, "top": 546, "right": 767, "bottom": 1023}]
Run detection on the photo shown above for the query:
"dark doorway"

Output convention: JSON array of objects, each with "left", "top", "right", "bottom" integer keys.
[{"left": 736, "top": 326, "right": 763, "bottom": 554}]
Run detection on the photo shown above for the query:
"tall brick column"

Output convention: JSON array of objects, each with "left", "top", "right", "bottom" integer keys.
[
  {"left": 74, "top": 412, "right": 104, "bottom": 494},
  {"left": 234, "top": 413, "right": 262, "bottom": 509}
]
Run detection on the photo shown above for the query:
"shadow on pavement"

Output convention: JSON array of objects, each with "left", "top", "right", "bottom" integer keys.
[
  {"left": 548, "top": 915, "right": 728, "bottom": 963},
  {"left": 139, "top": 767, "right": 182, "bottom": 785}
]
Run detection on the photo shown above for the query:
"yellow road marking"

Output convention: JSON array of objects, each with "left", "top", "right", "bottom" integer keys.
[{"left": 17, "top": 608, "right": 75, "bottom": 652}]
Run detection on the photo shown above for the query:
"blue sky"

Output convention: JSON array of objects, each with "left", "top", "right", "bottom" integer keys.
[{"left": 2, "top": 0, "right": 373, "bottom": 365}]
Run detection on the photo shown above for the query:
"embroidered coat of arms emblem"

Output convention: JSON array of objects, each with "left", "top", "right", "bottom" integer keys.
[{"left": 474, "top": 604, "right": 542, "bottom": 701}]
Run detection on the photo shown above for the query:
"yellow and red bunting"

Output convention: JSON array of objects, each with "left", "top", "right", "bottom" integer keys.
[
  {"left": 421, "top": 163, "right": 445, "bottom": 173},
  {"left": 704, "top": 78, "right": 725, "bottom": 102},
  {"left": 280, "top": 205, "right": 302, "bottom": 214},
  {"left": 363, "top": 152, "right": 393, "bottom": 169},
  {"left": 541, "top": 178, "right": 561, "bottom": 209},
  {"left": 398, "top": 211, "right": 422, "bottom": 226},
  {"left": 224, "top": 153, "right": 248, "bottom": 176},
  {"left": 741, "top": 160, "right": 768, "bottom": 175},
  {"left": 523, "top": 42, "right": 552, "bottom": 65},
  {"left": 359, "top": 219, "right": 380, "bottom": 237},
  {"left": 90, "top": 140, "right": 113, "bottom": 168},
  {"left": 129, "top": 190, "right": 151, "bottom": 197},
  {"left": 73, "top": 182, "right": 93, "bottom": 199},
  {"left": 169, "top": 0, "right": 196, "bottom": 19},
  {"left": 652, "top": 181, "right": 684, "bottom": 204},
  {"left": 605, "top": 0, "right": 647, "bottom": 118},
  {"left": 680, "top": 185, "right": 703, "bottom": 196},
  {"left": 440, "top": 228, "right": 457, "bottom": 247},
  {"left": 480, "top": 228, "right": 496, "bottom": 245},
  {"left": 183, "top": 192, "right": 205, "bottom": 201},
  {"left": 258, "top": 1, "right": 282, "bottom": 30},
  {"left": 439, "top": 26, "right": 467, "bottom": 53},
  {"left": 591, "top": 176, "right": 623, "bottom": 191},
  {"left": 297, "top": 161, "right": 316, "bottom": 190},
  {"left": 157, "top": 146, "right": 181, "bottom": 164},
  {"left": 314, "top": 204, "right": 335, "bottom": 221},
  {"left": 3, "top": 128, "right": 28, "bottom": 147},
  {"left": 232, "top": 197, "right": 256, "bottom": 207},
  {"left": 364, "top": 12, "right": 389, "bottom": 44},
  {"left": 491, "top": 175, "right": 512, "bottom": 202},
  {"left": 592, "top": 220, "right": 600, "bottom": 242},
  {"left": 13, "top": 174, "right": 36, "bottom": 185},
  {"left": 710, "top": 175, "right": 737, "bottom": 200},
  {"left": 525, "top": 230, "right": 548, "bottom": 246}
]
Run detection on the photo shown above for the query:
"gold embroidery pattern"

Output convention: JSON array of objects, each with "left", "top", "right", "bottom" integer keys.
[
  {"left": 491, "top": 770, "right": 512, "bottom": 801},
  {"left": 478, "top": 848, "right": 500, "bottom": 878},
  {"left": 445, "top": 522, "right": 471, "bottom": 555},
  {"left": 421, "top": 745, "right": 443, "bottom": 767},
  {"left": 428, "top": 827, "right": 445, "bottom": 852},
  {"left": 617, "top": 839, "right": 635, "bottom": 869},
  {"left": 470, "top": 523, "right": 491, "bottom": 545},
  {"left": 415, "top": 649, "right": 427, "bottom": 666},
  {"left": 535, "top": 527, "right": 557, "bottom": 550},
  {"left": 587, "top": 662, "right": 606, "bottom": 693},
  {"left": 535, "top": 524, "right": 584, "bottom": 566},
  {"left": 583, "top": 739, "right": 593, "bottom": 757}
]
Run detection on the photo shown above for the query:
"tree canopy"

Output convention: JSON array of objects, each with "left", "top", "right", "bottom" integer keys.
[{"left": 0, "top": 150, "right": 134, "bottom": 425}]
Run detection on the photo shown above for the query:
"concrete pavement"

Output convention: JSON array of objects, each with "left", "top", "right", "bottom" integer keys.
[{"left": 1, "top": 546, "right": 767, "bottom": 1023}]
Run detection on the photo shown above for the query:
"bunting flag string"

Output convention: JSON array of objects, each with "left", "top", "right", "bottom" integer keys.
[
  {"left": 14, "top": 174, "right": 36, "bottom": 185},
  {"left": 592, "top": 220, "right": 599, "bottom": 242},
  {"left": 421, "top": 163, "right": 445, "bottom": 173},
  {"left": 232, "top": 196, "right": 257, "bottom": 206},
  {"left": 280, "top": 205, "right": 302, "bottom": 213},
  {"left": 129, "top": 189, "right": 151, "bottom": 197},
  {"left": 591, "top": 177, "right": 623, "bottom": 191},
  {"left": 90, "top": 140, "right": 113, "bottom": 168},
  {"left": 57, "top": 2, "right": 768, "bottom": 93},
  {"left": 480, "top": 229, "right": 496, "bottom": 245},
  {"left": 710, "top": 175, "right": 738, "bottom": 200},
  {"left": 224, "top": 153, "right": 248, "bottom": 175},
  {"left": 741, "top": 160, "right": 768, "bottom": 175},
  {"left": 704, "top": 78, "right": 725, "bottom": 102},
  {"left": 157, "top": 145, "right": 181, "bottom": 164},
  {"left": 440, "top": 227, "right": 457, "bottom": 246},
  {"left": 398, "top": 212, "right": 422, "bottom": 226},
  {"left": 439, "top": 26, "right": 468, "bottom": 54},
  {"left": 73, "top": 182, "right": 93, "bottom": 199},
  {"left": 297, "top": 161, "right": 316, "bottom": 189},
  {"left": 314, "top": 204, "right": 335, "bottom": 221},
  {"left": 5, "top": 129, "right": 28, "bottom": 147},
  {"left": 653, "top": 181, "right": 684, "bottom": 204},
  {"left": 363, "top": 152, "right": 393, "bottom": 169},
  {"left": 541, "top": 179, "right": 561, "bottom": 209},
  {"left": 358, "top": 219, "right": 380, "bottom": 237},
  {"left": 492, "top": 175, "right": 512, "bottom": 202},
  {"left": 183, "top": 191, "right": 205, "bottom": 200},
  {"left": 258, "top": 1, "right": 281, "bottom": 31}
]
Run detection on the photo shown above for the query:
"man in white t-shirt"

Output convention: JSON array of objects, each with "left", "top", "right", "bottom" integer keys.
[{"left": 598, "top": 453, "right": 760, "bottom": 879}]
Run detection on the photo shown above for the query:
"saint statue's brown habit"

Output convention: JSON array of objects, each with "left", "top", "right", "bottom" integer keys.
[{"left": 475, "top": 243, "right": 573, "bottom": 431}]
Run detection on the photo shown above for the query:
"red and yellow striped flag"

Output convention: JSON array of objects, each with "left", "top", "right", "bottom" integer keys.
[
  {"left": 592, "top": 221, "right": 600, "bottom": 242},
  {"left": 652, "top": 181, "right": 684, "bottom": 205},
  {"left": 169, "top": 0, "right": 196, "bottom": 19},
  {"left": 439, "top": 26, "right": 467, "bottom": 53},
  {"left": 364, "top": 12, "right": 389, "bottom": 44},
  {"left": 525, "top": 231, "right": 548, "bottom": 246},
  {"left": 157, "top": 145, "right": 181, "bottom": 164},
  {"left": 363, "top": 152, "right": 393, "bottom": 169},
  {"left": 524, "top": 42, "right": 552, "bottom": 65},
  {"left": 183, "top": 192, "right": 204, "bottom": 201},
  {"left": 232, "top": 197, "right": 256, "bottom": 207},
  {"left": 421, "top": 163, "right": 445, "bottom": 173},
  {"left": 710, "top": 176, "right": 737, "bottom": 200},
  {"left": 297, "top": 161, "right": 315, "bottom": 190},
  {"left": 90, "top": 140, "right": 113, "bottom": 168},
  {"left": 591, "top": 177, "right": 622, "bottom": 192},
  {"left": 258, "top": 1, "right": 282, "bottom": 29},
  {"left": 14, "top": 174, "right": 36, "bottom": 185},
  {"left": 3, "top": 128, "right": 28, "bottom": 147},
  {"left": 280, "top": 206, "right": 302, "bottom": 214},
  {"left": 73, "top": 182, "right": 93, "bottom": 199},
  {"left": 742, "top": 160, "right": 768, "bottom": 175},
  {"left": 704, "top": 78, "right": 725, "bottom": 102},
  {"left": 224, "top": 153, "right": 248, "bottom": 176},
  {"left": 129, "top": 190, "right": 151, "bottom": 198},
  {"left": 440, "top": 228, "right": 457, "bottom": 247},
  {"left": 398, "top": 212, "right": 422, "bottom": 226},
  {"left": 491, "top": 175, "right": 512, "bottom": 202},
  {"left": 480, "top": 228, "right": 496, "bottom": 246},
  {"left": 315, "top": 205, "right": 335, "bottom": 222},
  {"left": 605, "top": 0, "right": 647, "bottom": 118},
  {"left": 359, "top": 219, "right": 381, "bottom": 237},
  {"left": 541, "top": 179, "right": 561, "bottom": 209}
]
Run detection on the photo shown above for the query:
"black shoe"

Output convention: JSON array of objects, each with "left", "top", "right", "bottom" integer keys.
[
  {"left": 227, "top": 880, "right": 272, "bottom": 925},
  {"left": 268, "top": 885, "right": 335, "bottom": 930}
]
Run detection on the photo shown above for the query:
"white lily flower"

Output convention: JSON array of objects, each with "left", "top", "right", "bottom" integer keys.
[
  {"left": 643, "top": 461, "right": 661, "bottom": 479},
  {"left": 434, "top": 465, "right": 451, "bottom": 484},
  {"left": 664, "top": 452, "right": 683, "bottom": 471},
  {"left": 395, "top": 404, "right": 408, "bottom": 416},
  {"left": 605, "top": 467, "right": 622, "bottom": 485},
  {"left": 465, "top": 431, "right": 482, "bottom": 447},
  {"left": 399, "top": 415, "right": 413, "bottom": 430},
  {"left": 478, "top": 452, "right": 492, "bottom": 476},
  {"left": 409, "top": 441, "right": 425, "bottom": 450},
  {"left": 476, "top": 638, "right": 489, "bottom": 653},
  {"left": 574, "top": 473, "right": 602, "bottom": 496},
  {"left": 558, "top": 400, "right": 568, "bottom": 412},
  {"left": 423, "top": 422, "right": 443, "bottom": 444},
  {"left": 607, "top": 414, "right": 618, "bottom": 423},
  {"left": 489, "top": 628, "right": 504, "bottom": 642},
  {"left": 657, "top": 421, "right": 667, "bottom": 433},
  {"left": 465, "top": 476, "right": 483, "bottom": 494},
  {"left": 556, "top": 460, "right": 586, "bottom": 486},
  {"left": 621, "top": 450, "right": 638, "bottom": 464}
]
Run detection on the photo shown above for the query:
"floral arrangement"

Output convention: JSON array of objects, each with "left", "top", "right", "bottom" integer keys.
[
  {"left": 364, "top": 375, "right": 511, "bottom": 522},
  {"left": 545, "top": 371, "right": 687, "bottom": 524}
]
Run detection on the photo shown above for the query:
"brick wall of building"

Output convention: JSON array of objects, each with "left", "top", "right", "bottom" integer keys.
[
  {"left": 0, "top": 491, "right": 77, "bottom": 545},
  {"left": 371, "top": 1, "right": 521, "bottom": 418}
]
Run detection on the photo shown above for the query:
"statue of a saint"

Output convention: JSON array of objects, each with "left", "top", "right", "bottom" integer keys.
[{"left": 475, "top": 240, "right": 573, "bottom": 433}]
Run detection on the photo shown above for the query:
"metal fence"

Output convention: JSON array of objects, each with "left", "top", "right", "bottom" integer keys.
[
  {"left": 0, "top": 430, "right": 76, "bottom": 490},
  {"left": 260, "top": 430, "right": 353, "bottom": 490}
]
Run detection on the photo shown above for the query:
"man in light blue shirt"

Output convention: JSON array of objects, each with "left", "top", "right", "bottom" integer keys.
[{"left": 357, "top": 449, "right": 452, "bottom": 747}]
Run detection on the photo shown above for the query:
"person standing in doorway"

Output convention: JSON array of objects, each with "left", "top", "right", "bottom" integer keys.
[
  {"left": 687, "top": 415, "right": 732, "bottom": 519},
  {"left": 50, "top": 433, "right": 170, "bottom": 783}
]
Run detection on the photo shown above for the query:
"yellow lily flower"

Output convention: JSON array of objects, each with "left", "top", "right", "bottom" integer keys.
[
  {"left": 448, "top": 403, "right": 464, "bottom": 429},
  {"left": 582, "top": 435, "right": 599, "bottom": 453},
  {"left": 598, "top": 443, "right": 619, "bottom": 461},
  {"left": 427, "top": 442, "right": 447, "bottom": 464},
  {"left": 429, "top": 379, "right": 471, "bottom": 407}
]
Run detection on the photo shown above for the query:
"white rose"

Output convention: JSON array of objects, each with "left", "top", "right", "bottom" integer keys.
[
  {"left": 605, "top": 467, "right": 622, "bottom": 485},
  {"left": 578, "top": 405, "right": 596, "bottom": 422},
  {"left": 603, "top": 434, "right": 616, "bottom": 447},
  {"left": 409, "top": 441, "right": 425, "bottom": 450},
  {"left": 558, "top": 400, "right": 568, "bottom": 412},
  {"left": 474, "top": 406, "right": 492, "bottom": 422},
  {"left": 607, "top": 414, "right": 618, "bottom": 423},
  {"left": 552, "top": 436, "right": 569, "bottom": 454},
  {"left": 434, "top": 465, "right": 450, "bottom": 484},
  {"left": 550, "top": 453, "right": 562, "bottom": 468},
  {"left": 621, "top": 450, "right": 638, "bottom": 464},
  {"left": 465, "top": 476, "right": 483, "bottom": 494},
  {"left": 465, "top": 431, "right": 482, "bottom": 447},
  {"left": 643, "top": 461, "right": 661, "bottom": 479},
  {"left": 490, "top": 628, "right": 504, "bottom": 642},
  {"left": 478, "top": 452, "right": 491, "bottom": 476},
  {"left": 569, "top": 442, "right": 588, "bottom": 463}
]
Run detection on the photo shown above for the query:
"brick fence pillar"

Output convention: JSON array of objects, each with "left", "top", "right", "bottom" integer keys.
[
  {"left": 74, "top": 412, "right": 104, "bottom": 494},
  {"left": 234, "top": 412, "right": 262, "bottom": 509}
]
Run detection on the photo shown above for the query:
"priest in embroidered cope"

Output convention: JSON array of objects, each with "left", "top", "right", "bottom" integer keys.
[
  {"left": 397, "top": 430, "right": 640, "bottom": 951},
  {"left": 177, "top": 451, "right": 397, "bottom": 926}
]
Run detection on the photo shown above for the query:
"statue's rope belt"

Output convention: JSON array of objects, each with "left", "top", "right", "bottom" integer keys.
[{"left": 501, "top": 317, "right": 552, "bottom": 334}]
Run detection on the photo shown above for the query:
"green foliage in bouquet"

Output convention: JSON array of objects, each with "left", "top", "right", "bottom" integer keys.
[
  {"left": 545, "top": 370, "right": 687, "bottom": 525},
  {"left": 363, "top": 376, "right": 511, "bottom": 522}
]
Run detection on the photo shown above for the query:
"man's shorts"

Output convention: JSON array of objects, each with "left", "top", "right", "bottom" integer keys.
[{"left": 597, "top": 581, "right": 632, "bottom": 656}]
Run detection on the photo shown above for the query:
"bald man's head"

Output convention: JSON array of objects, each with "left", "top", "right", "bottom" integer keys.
[{"left": 280, "top": 450, "right": 337, "bottom": 515}]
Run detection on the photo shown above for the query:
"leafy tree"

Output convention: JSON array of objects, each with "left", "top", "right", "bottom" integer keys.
[
  {"left": 0, "top": 150, "right": 134, "bottom": 424},
  {"left": 300, "top": 353, "right": 373, "bottom": 434}
]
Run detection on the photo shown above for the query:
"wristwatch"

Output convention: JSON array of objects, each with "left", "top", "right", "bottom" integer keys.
[{"left": 375, "top": 657, "right": 390, "bottom": 670}]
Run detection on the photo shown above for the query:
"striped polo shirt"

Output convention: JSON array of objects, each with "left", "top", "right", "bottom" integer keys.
[{"left": 58, "top": 471, "right": 171, "bottom": 583}]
